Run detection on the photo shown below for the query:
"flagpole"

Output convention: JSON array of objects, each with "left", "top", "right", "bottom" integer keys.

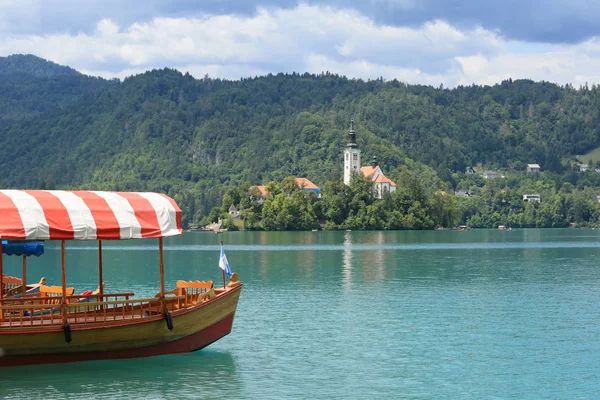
[{"left": 220, "top": 240, "right": 226, "bottom": 290}]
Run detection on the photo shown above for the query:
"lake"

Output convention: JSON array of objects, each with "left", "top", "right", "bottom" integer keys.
[{"left": 1, "top": 229, "right": 599, "bottom": 399}]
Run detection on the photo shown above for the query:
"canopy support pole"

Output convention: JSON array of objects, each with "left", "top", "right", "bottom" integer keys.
[
  {"left": 159, "top": 237, "right": 165, "bottom": 297},
  {"left": 98, "top": 240, "right": 103, "bottom": 296},
  {"left": 22, "top": 255, "right": 27, "bottom": 298},
  {"left": 61, "top": 240, "right": 67, "bottom": 324},
  {"left": 0, "top": 242, "right": 3, "bottom": 300},
  {"left": 0, "top": 243, "right": 3, "bottom": 320}
]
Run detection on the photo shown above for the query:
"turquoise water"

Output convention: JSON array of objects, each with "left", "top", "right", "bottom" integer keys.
[{"left": 1, "top": 229, "right": 600, "bottom": 399}]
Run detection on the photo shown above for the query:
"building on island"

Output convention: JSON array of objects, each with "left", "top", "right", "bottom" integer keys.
[
  {"left": 228, "top": 204, "right": 240, "bottom": 218},
  {"left": 527, "top": 163, "right": 541, "bottom": 173},
  {"left": 343, "top": 119, "right": 361, "bottom": 186},
  {"left": 343, "top": 119, "right": 396, "bottom": 199},
  {"left": 250, "top": 177, "right": 321, "bottom": 201},
  {"left": 249, "top": 185, "right": 270, "bottom": 204},
  {"left": 361, "top": 158, "right": 396, "bottom": 199},
  {"left": 294, "top": 177, "right": 321, "bottom": 198}
]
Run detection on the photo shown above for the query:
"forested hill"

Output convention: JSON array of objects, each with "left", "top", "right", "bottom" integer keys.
[
  {"left": 0, "top": 54, "right": 116, "bottom": 119},
  {"left": 0, "top": 56, "right": 599, "bottom": 226},
  {"left": 0, "top": 54, "right": 80, "bottom": 77}
]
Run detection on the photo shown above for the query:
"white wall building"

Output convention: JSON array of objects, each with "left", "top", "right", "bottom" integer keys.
[
  {"left": 523, "top": 194, "right": 541, "bottom": 203},
  {"left": 343, "top": 119, "right": 361, "bottom": 186},
  {"left": 527, "top": 164, "right": 541, "bottom": 173}
]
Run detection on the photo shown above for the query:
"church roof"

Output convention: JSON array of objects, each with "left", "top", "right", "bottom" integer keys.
[
  {"left": 359, "top": 165, "right": 395, "bottom": 186},
  {"left": 374, "top": 173, "right": 396, "bottom": 186},
  {"left": 295, "top": 177, "right": 319, "bottom": 189},
  {"left": 360, "top": 166, "right": 380, "bottom": 178}
]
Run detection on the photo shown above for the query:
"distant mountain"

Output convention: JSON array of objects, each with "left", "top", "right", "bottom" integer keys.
[
  {"left": 0, "top": 55, "right": 116, "bottom": 119},
  {"left": 0, "top": 54, "right": 80, "bottom": 77},
  {"left": 0, "top": 57, "right": 599, "bottom": 226}
]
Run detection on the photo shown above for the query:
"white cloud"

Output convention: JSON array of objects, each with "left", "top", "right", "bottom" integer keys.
[
  {"left": 305, "top": 54, "right": 450, "bottom": 86},
  {"left": 1, "top": 3, "right": 600, "bottom": 87},
  {"left": 457, "top": 38, "right": 600, "bottom": 87}
]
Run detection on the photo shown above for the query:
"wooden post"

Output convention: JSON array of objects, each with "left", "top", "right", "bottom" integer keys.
[
  {"left": 22, "top": 255, "right": 27, "bottom": 298},
  {"left": 159, "top": 237, "right": 165, "bottom": 297},
  {"left": 98, "top": 240, "right": 103, "bottom": 296},
  {"left": 61, "top": 240, "right": 67, "bottom": 323},
  {"left": 0, "top": 242, "right": 3, "bottom": 320},
  {"left": 0, "top": 242, "right": 3, "bottom": 300}
]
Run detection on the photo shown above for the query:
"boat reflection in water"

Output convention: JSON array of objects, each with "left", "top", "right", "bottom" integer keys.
[{"left": 0, "top": 350, "right": 239, "bottom": 398}]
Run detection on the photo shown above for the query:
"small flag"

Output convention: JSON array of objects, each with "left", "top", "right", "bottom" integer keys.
[{"left": 219, "top": 245, "right": 233, "bottom": 277}]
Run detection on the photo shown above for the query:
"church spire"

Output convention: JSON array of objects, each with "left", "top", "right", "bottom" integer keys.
[
  {"left": 371, "top": 156, "right": 379, "bottom": 167},
  {"left": 347, "top": 118, "right": 357, "bottom": 148}
]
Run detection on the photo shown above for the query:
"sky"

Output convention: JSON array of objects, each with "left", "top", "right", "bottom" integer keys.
[{"left": 1, "top": 0, "right": 600, "bottom": 87}]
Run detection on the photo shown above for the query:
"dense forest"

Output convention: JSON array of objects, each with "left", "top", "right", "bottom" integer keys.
[
  {"left": 0, "top": 55, "right": 117, "bottom": 119},
  {"left": 1, "top": 54, "right": 600, "bottom": 229}
]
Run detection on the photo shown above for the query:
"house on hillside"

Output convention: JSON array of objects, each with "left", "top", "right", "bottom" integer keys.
[
  {"left": 527, "top": 163, "right": 541, "bottom": 173},
  {"left": 465, "top": 166, "right": 475, "bottom": 174},
  {"left": 523, "top": 194, "right": 541, "bottom": 203},
  {"left": 579, "top": 164, "right": 589, "bottom": 172}
]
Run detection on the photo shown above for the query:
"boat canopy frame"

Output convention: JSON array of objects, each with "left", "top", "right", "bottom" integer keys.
[{"left": 0, "top": 190, "right": 183, "bottom": 313}]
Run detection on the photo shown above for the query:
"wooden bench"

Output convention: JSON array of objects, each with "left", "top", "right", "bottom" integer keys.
[
  {"left": 39, "top": 285, "right": 75, "bottom": 304},
  {"left": 176, "top": 280, "right": 214, "bottom": 307},
  {"left": 2, "top": 275, "right": 23, "bottom": 296}
]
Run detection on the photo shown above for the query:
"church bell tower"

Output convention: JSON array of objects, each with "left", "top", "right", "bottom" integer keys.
[{"left": 344, "top": 119, "right": 361, "bottom": 185}]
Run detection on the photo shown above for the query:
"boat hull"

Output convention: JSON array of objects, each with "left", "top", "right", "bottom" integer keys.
[{"left": 0, "top": 285, "right": 241, "bottom": 367}]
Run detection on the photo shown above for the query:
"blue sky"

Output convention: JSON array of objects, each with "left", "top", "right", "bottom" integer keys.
[{"left": 1, "top": 0, "right": 599, "bottom": 86}]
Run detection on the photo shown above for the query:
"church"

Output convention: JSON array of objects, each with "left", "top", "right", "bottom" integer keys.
[{"left": 343, "top": 120, "right": 396, "bottom": 199}]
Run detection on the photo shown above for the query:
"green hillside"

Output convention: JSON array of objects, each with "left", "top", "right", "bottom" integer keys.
[
  {"left": 576, "top": 146, "right": 600, "bottom": 165},
  {"left": 1, "top": 57, "right": 600, "bottom": 227},
  {"left": 0, "top": 54, "right": 80, "bottom": 77},
  {"left": 0, "top": 54, "right": 116, "bottom": 119}
]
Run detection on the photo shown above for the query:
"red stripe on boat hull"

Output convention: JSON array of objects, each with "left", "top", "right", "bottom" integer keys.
[{"left": 0, "top": 314, "right": 235, "bottom": 367}]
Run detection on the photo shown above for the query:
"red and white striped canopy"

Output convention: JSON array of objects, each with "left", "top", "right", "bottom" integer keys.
[{"left": 0, "top": 190, "right": 182, "bottom": 240}]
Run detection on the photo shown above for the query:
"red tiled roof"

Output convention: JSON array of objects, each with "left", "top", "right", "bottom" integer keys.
[
  {"left": 360, "top": 166, "right": 378, "bottom": 178},
  {"left": 374, "top": 173, "right": 396, "bottom": 186},
  {"left": 295, "top": 177, "right": 318, "bottom": 189},
  {"left": 250, "top": 185, "right": 268, "bottom": 197}
]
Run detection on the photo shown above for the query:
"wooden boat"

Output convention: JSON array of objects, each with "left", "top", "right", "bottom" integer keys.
[{"left": 0, "top": 189, "right": 242, "bottom": 367}]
